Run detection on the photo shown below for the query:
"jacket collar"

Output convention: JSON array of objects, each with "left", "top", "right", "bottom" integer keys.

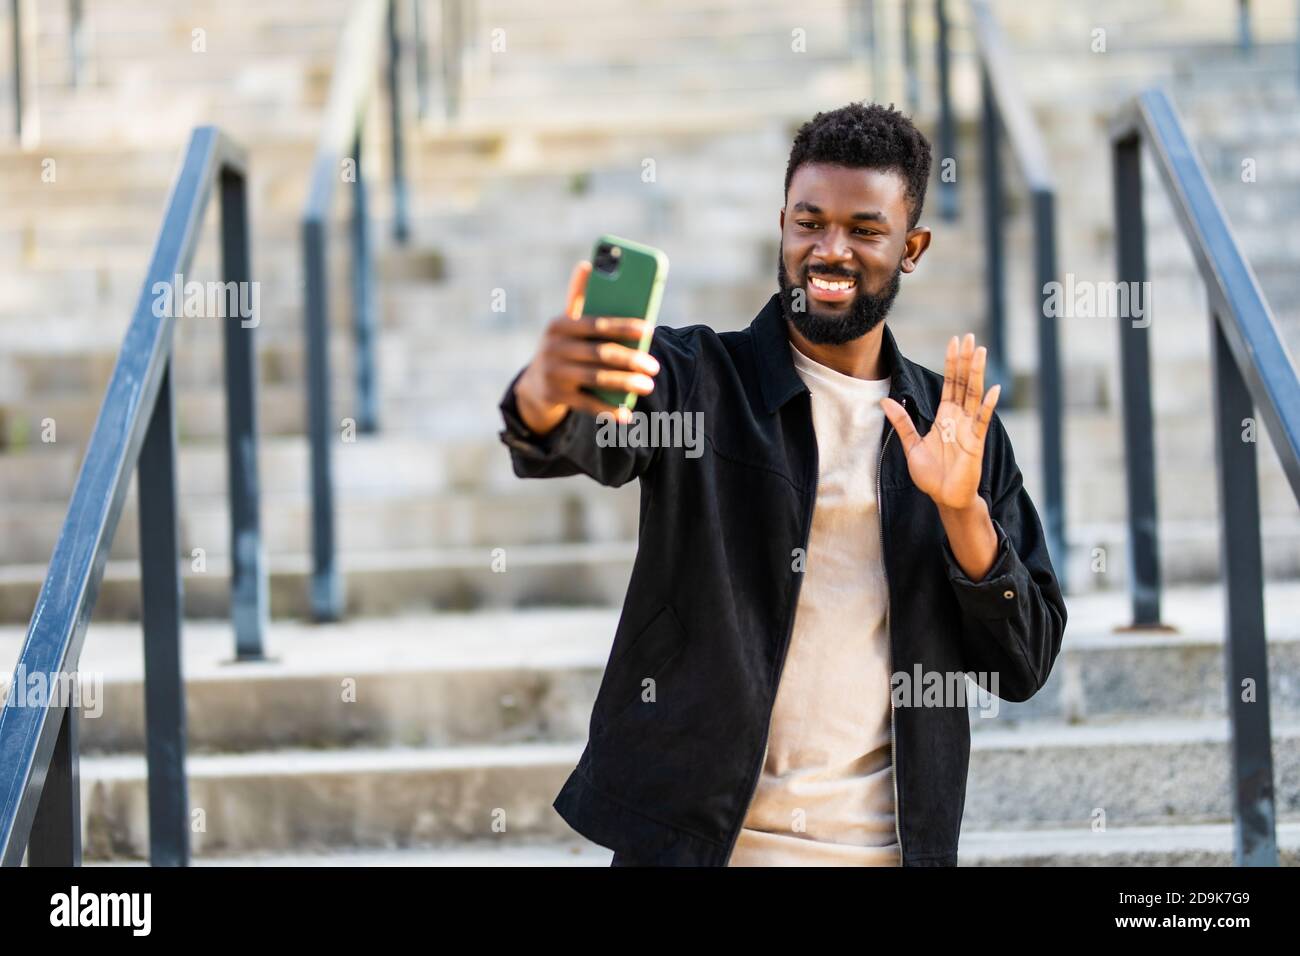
[{"left": 751, "top": 291, "right": 935, "bottom": 424}]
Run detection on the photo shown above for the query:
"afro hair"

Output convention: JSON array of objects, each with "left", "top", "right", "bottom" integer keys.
[{"left": 784, "top": 102, "right": 932, "bottom": 230}]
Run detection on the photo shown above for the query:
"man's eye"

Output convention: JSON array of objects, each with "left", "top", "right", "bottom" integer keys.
[
  {"left": 797, "top": 221, "right": 819, "bottom": 229},
  {"left": 855, "top": 228, "right": 877, "bottom": 236}
]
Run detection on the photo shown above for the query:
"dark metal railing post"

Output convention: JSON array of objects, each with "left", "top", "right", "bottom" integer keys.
[
  {"left": 1296, "top": 0, "right": 1300, "bottom": 90},
  {"left": 414, "top": 0, "right": 429, "bottom": 120},
  {"left": 968, "top": 0, "right": 1072, "bottom": 591},
  {"left": 862, "top": 0, "right": 881, "bottom": 101},
  {"left": 352, "top": 132, "right": 379, "bottom": 434},
  {"left": 137, "top": 362, "right": 190, "bottom": 867},
  {"left": 1111, "top": 131, "right": 1163, "bottom": 627},
  {"left": 1111, "top": 88, "right": 1298, "bottom": 865},
  {"left": 1237, "top": 0, "right": 1252, "bottom": 52},
  {"left": 979, "top": 65, "right": 1010, "bottom": 399},
  {"left": 935, "top": 0, "right": 957, "bottom": 221},
  {"left": 300, "top": 0, "right": 404, "bottom": 622},
  {"left": 902, "top": 0, "right": 918, "bottom": 114},
  {"left": 219, "top": 167, "right": 268, "bottom": 661},
  {"left": 303, "top": 204, "right": 343, "bottom": 622},
  {"left": 1032, "top": 188, "right": 1066, "bottom": 593},
  {"left": 442, "top": 0, "right": 463, "bottom": 120},
  {"left": 0, "top": 127, "right": 257, "bottom": 867},
  {"left": 26, "top": 705, "right": 80, "bottom": 865},
  {"left": 68, "top": 0, "right": 84, "bottom": 87},
  {"left": 387, "top": 0, "right": 411, "bottom": 244},
  {"left": 1209, "top": 314, "right": 1278, "bottom": 866},
  {"left": 11, "top": 0, "right": 23, "bottom": 140}
]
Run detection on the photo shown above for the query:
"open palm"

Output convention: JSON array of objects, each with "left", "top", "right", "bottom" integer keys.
[{"left": 880, "top": 333, "right": 1001, "bottom": 511}]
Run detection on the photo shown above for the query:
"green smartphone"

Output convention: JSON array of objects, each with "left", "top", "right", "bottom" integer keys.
[{"left": 580, "top": 234, "right": 669, "bottom": 411}]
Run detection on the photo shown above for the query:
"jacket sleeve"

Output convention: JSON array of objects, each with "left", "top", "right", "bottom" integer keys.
[
  {"left": 497, "top": 327, "right": 697, "bottom": 488},
  {"left": 941, "top": 411, "right": 1068, "bottom": 703}
]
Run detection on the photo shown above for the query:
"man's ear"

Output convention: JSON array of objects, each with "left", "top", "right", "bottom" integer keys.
[
  {"left": 901, "top": 226, "right": 932, "bottom": 273},
  {"left": 779, "top": 207, "right": 785, "bottom": 231}
]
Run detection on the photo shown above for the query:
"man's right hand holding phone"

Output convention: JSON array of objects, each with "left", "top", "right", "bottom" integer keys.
[{"left": 513, "top": 260, "right": 661, "bottom": 436}]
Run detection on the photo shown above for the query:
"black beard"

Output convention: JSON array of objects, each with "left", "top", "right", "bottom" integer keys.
[{"left": 777, "top": 251, "right": 902, "bottom": 345}]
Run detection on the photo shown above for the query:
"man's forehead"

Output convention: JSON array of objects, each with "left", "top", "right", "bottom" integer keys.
[{"left": 789, "top": 163, "right": 907, "bottom": 203}]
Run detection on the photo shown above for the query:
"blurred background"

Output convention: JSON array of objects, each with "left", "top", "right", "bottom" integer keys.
[{"left": 0, "top": 0, "right": 1297, "bottom": 866}]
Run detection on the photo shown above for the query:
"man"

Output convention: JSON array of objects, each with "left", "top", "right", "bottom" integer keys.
[{"left": 498, "top": 102, "right": 1067, "bottom": 866}]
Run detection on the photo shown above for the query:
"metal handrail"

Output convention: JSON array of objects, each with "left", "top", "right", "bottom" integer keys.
[
  {"left": 8, "top": 0, "right": 37, "bottom": 145},
  {"left": 957, "top": 0, "right": 1068, "bottom": 593},
  {"left": 1111, "top": 87, "right": 1300, "bottom": 867},
  {"left": 433, "top": 0, "right": 472, "bottom": 121},
  {"left": 933, "top": 0, "right": 958, "bottom": 221},
  {"left": 0, "top": 126, "right": 267, "bottom": 866},
  {"left": 68, "top": 0, "right": 85, "bottom": 88},
  {"left": 302, "top": 0, "right": 411, "bottom": 622}
]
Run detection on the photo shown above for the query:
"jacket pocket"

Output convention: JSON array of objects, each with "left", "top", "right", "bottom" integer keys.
[{"left": 593, "top": 603, "right": 688, "bottom": 737}]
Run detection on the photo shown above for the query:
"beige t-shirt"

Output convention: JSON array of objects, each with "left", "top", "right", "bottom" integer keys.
[{"left": 726, "top": 342, "right": 900, "bottom": 866}]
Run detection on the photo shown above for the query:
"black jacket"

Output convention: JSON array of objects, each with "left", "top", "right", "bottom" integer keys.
[{"left": 497, "top": 291, "right": 1068, "bottom": 866}]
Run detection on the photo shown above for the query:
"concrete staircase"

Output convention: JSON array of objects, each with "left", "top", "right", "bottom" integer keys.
[
  {"left": 2, "top": 582, "right": 1297, "bottom": 865},
  {"left": 0, "top": 0, "right": 1297, "bottom": 864}
]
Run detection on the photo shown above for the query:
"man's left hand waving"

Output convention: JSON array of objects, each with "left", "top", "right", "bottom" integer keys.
[{"left": 880, "top": 332, "right": 1002, "bottom": 581}]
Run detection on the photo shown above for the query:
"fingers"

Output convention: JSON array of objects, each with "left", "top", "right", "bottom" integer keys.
[
  {"left": 524, "top": 359, "right": 649, "bottom": 424},
  {"left": 547, "top": 313, "right": 651, "bottom": 344},
  {"left": 945, "top": 332, "right": 990, "bottom": 420},
  {"left": 972, "top": 383, "right": 1001, "bottom": 443},
  {"left": 953, "top": 333, "right": 974, "bottom": 409},
  {"left": 550, "top": 337, "right": 661, "bottom": 377},
  {"left": 941, "top": 335, "right": 957, "bottom": 405},
  {"left": 565, "top": 260, "right": 592, "bottom": 319},
  {"left": 965, "top": 344, "right": 987, "bottom": 418},
  {"left": 567, "top": 388, "right": 640, "bottom": 422},
  {"left": 880, "top": 396, "right": 923, "bottom": 457},
  {"left": 513, "top": 263, "right": 656, "bottom": 433},
  {"left": 552, "top": 361, "right": 656, "bottom": 397},
  {"left": 528, "top": 262, "right": 660, "bottom": 424}
]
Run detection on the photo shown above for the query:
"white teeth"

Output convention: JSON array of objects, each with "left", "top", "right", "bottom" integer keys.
[{"left": 809, "top": 275, "right": 855, "bottom": 292}]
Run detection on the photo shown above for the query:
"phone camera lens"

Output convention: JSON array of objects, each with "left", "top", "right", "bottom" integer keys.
[{"left": 594, "top": 243, "right": 621, "bottom": 275}]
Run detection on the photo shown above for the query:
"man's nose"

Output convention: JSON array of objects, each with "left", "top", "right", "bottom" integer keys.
[{"left": 813, "top": 229, "right": 852, "bottom": 262}]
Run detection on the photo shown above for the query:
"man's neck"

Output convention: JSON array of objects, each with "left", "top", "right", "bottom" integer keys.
[{"left": 786, "top": 320, "right": 888, "bottom": 380}]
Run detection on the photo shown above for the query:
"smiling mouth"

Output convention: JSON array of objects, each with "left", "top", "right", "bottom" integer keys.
[
  {"left": 806, "top": 272, "right": 858, "bottom": 302},
  {"left": 808, "top": 274, "right": 857, "bottom": 292}
]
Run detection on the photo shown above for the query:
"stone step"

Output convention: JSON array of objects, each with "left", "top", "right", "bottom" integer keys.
[
  {"left": 14, "top": 113, "right": 1271, "bottom": 404},
  {"left": 956, "top": 821, "right": 1300, "bottom": 866},
  {"left": 2, "top": 430, "right": 1297, "bottom": 566},
  {"left": 0, "top": 295, "right": 1260, "bottom": 421},
  {"left": 0, "top": 498, "right": 1295, "bottom": 623},
  {"left": 972, "top": 580, "right": 1300, "bottom": 724},
  {"left": 8, "top": 306, "right": 1264, "bottom": 420},
  {"left": 0, "top": 109, "right": 798, "bottom": 206},
  {"left": 78, "top": 741, "right": 584, "bottom": 859},
  {"left": 0, "top": 541, "right": 640, "bottom": 624},
  {"left": 0, "top": 382, "right": 313, "bottom": 448},
  {"left": 88, "top": 840, "right": 614, "bottom": 866},
  {"left": 462, "top": 61, "right": 863, "bottom": 104},
  {"left": 82, "top": 822, "right": 1300, "bottom": 866},
  {"left": 1, "top": 609, "right": 616, "bottom": 754},
  {"left": 7, "top": 266, "right": 1290, "bottom": 389},
  {"left": 1, "top": 583, "right": 1293, "bottom": 756},
  {"left": 2, "top": 390, "right": 1292, "bottom": 501},
  {"left": 0, "top": 483, "right": 640, "bottom": 564},
  {"left": 963, "top": 716, "right": 1300, "bottom": 830},
  {"left": 0, "top": 435, "right": 506, "bottom": 502},
  {"left": 1, "top": 364, "right": 1295, "bottom": 508},
  {"left": 68, "top": 717, "right": 1300, "bottom": 858}
]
